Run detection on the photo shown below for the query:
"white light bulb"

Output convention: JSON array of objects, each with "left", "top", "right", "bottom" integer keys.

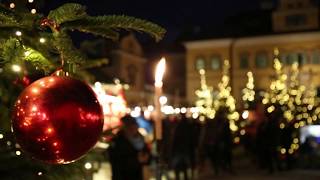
[
  {"left": 39, "top": 38, "right": 46, "bottom": 43},
  {"left": 31, "top": 9, "right": 36, "bottom": 14},
  {"left": 15, "top": 31, "right": 22, "bottom": 36},
  {"left": 9, "top": 3, "right": 15, "bottom": 9},
  {"left": 12, "top": 64, "right": 21, "bottom": 72},
  {"left": 84, "top": 162, "right": 92, "bottom": 170},
  {"left": 15, "top": 150, "right": 21, "bottom": 156}
]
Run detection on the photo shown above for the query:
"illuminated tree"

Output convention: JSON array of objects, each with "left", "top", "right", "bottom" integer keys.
[
  {"left": 195, "top": 69, "right": 215, "bottom": 119},
  {"left": 262, "top": 48, "right": 288, "bottom": 113},
  {"left": 214, "top": 60, "right": 239, "bottom": 131},
  {"left": 283, "top": 62, "right": 305, "bottom": 123},
  {"left": 242, "top": 71, "right": 255, "bottom": 109},
  {"left": 0, "top": 2, "right": 164, "bottom": 179}
]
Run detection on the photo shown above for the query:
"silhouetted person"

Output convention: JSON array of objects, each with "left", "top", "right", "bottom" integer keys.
[
  {"left": 300, "top": 136, "right": 316, "bottom": 168},
  {"left": 171, "top": 113, "right": 193, "bottom": 180},
  {"left": 189, "top": 117, "right": 201, "bottom": 178},
  {"left": 280, "top": 122, "right": 295, "bottom": 170},
  {"left": 203, "top": 109, "right": 233, "bottom": 175},
  {"left": 108, "top": 115, "right": 150, "bottom": 180},
  {"left": 257, "top": 109, "right": 281, "bottom": 173}
]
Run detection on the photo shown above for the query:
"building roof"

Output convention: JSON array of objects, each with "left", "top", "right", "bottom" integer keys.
[
  {"left": 179, "top": 9, "right": 320, "bottom": 43},
  {"left": 184, "top": 31, "right": 320, "bottom": 48}
]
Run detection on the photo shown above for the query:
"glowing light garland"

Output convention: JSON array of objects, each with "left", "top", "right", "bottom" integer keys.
[
  {"left": 214, "top": 60, "right": 239, "bottom": 131},
  {"left": 263, "top": 48, "right": 320, "bottom": 154},
  {"left": 195, "top": 69, "right": 215, "bottom": 119},
  {"left": 242, "top": 71, "right": 255, "bottom": 108}
]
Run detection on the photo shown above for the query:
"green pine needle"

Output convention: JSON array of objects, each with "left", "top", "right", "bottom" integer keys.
[
  {"left": 53, "top": 31, "right": 87, "bottom": 65},
  {"left": 77, "top": 27, "right": 120, "bottom": 41},
  {"left": 24, "top": 47, "right": 53, "bottom": 72},
  {"left": 63, "top": 15, "right": 166, "bottom": 41},
  {"left": 48, "top": 3, "right": 87, "bottom": 24},
  {"left": 80, "top": 58, "right": 109, "bottom": 69}
]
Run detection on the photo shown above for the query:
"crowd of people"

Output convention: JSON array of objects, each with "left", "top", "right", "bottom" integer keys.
[{"left": 106, "top": 104, "right": 320, "bottom": 180}]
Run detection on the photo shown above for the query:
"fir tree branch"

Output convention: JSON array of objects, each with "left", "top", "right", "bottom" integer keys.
[
  {"left": 23, "top": 47, "right": 53, "bottom": 72},
  {"left": 0, "top": 4, "right": 17, "bottom": 20},
  {"left": 48, "top": 3, "right": 87, "bottom": 24},
  {"left": 77, "top": 28, "right": 120, "bottom": 41},
  {"left": 62, "top": 15, "right": 166, "bottom": 41},
  {"left": 1, "top": 38, "right": 24, "bottom": 64},
  {"left": 80, "top": 58, "right": 109, "bottom": 69},
  {"left": 52, "top": 31, "right": 87, "bottom": 65}
]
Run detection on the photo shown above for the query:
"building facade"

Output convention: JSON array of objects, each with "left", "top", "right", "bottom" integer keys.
[{"left": 184, "top": 0, "right": 320, "bottom": 107}]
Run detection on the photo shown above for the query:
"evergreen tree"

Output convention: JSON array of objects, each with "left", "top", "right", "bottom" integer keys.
[
  {"left": 262, "top": 48, "right": 288, "bottom": 113},
  {"left": 195, "top": 69, "right": 215, "bottom": 120},
  {"left": 0, "top": 2, "right": 165, "bottom": 179},
  {"left": 242, "top": 71, "right": 255, "bottom": 109},
  {"left": 214, "top": 60, "right": 239, "bottom": 132}
]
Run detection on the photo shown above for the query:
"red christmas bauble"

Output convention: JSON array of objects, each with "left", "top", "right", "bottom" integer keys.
[{"left": 12, "top": 76, "right": 104, "bottom": 164}]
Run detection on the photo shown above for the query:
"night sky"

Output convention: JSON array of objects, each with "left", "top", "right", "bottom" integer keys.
[{"left": 42, "top": 0, "right": 261, "bottom": 43}]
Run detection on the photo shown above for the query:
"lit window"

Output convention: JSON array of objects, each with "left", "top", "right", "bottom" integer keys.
[
  {"left": 211, "top": 56, "right": 221, "bottom": 70},
  {"left": 312, "top": 51, "right": 320, "bottom": 64},
  {"left": 239, "top": 53, "right": 249, "bottom": 69},
  {"left": 255, "top": 52, "right": 268, "bottom": 68},
  {"left": 195, "top": 57, "right": 205, "bottom": 70}
]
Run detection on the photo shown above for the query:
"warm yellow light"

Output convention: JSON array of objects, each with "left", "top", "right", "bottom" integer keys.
[
  {"left": 199, "top": 69, "right": 205, "bottom": 75},
  {"left": 0, "top": 134, "right": 3, "bottom": 139},
  {"left": 39, "top": 38, "right": 46, "bottom": 43},
  {"left": 280, "top": 148, "right": 286, "bottom": 154},
  {"left": 15, "top": 31, "right": 22, "bottom": 36},
  {"left": 159, "top": 96, "right": 167, "bottom": 105},
  {"left": 242, "top": 110, "right": 249, "bottom": 119},
  {"left": 274, "top": 47, "right": 279, "bottom": 56},
  {"left": 181, "top": 107, "right": 187, "bottom": 114},
  {"left": 199, "top": 116, "right": 205, "bottom": 122},
  {"left": 84, "top": 162, "right": 92, "bottom": 170},
  {"left": 28, "top": 0, "right": 34, "bottom": 3},
  {"left": 12, "top": 64, "right": 21, "bottom": 72},
  {"left": 15, "top": 150, "right": 21, "bottom": 156},
  {"left": 9, "top": 3, "right": 15, "bottom": 9},
  {"left": 234, "top": 137, "right": 240, "bottom": 144},
  {"left": 154, "top": 57, "right": 166, "bottom": 87},
  {"left": 288, "top": 149, "right": 294, "bottom": 154},
  {"left": 240, "top": 129, "right": 246, "bottom": 135},
  {"left": 31, "top": 9, "right": 37, "bottom": 14},
  {"left": 267, "top": 106, "right": 275, "bottom": 113}
]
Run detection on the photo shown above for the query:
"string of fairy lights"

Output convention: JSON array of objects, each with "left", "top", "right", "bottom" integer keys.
[
  {"left": 195, "top": 69, "right": 215, "bottom": 120},
  {"left": 261, "top": 48, "right": 320, "bottom": 155},
  {"left": 194, "top": 48, "right": 320, "bottom": 155},
  {"left": 8, "top": 0, "right": 48, "bottom": 74},
  {"left": 9, "top": 0, "right": 37, "bottom": 14},
  {"left": 242, "top": 71, "right": 255, "bottom": 107},
  {"left": 3, "top": 1, "right": 95, "bottom": 177},
  {"left": 195, "top": 60, "right": 239, "bottom": 131}
]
